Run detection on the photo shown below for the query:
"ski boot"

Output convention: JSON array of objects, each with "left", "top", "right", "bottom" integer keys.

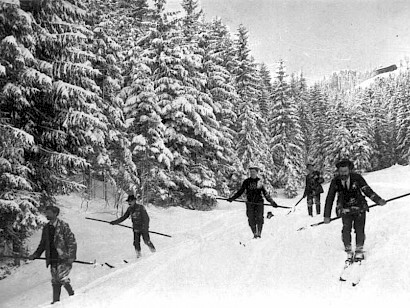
[
  {"left": 148, "top": 242, "right": 156, "bottom": 253},
  {"left": 251, "top": 225, "right": 258, "bottom": 239},
  {"left": 346, "top": 251, "right": 354, "bottom": 262},
  {"left": 51, "top": 284, "right": 62, "bottom": 304},
  {"left": 256, "top": 224, "right": 263, "bottom": 238},
  {"left": 308, "top": 205, "right": 313, "bottom": 217},
  {"left": 316, "top": 203, "right": 321, "bottom": 215},
  {"left": 354, "top": 251, "right": 364, "bottom": 261},
  {"left": 136, "top": 250, "right": 142, "bottom": 258},
  {"left": 64, "top": 283, "right": 74, "bottom": 296}
]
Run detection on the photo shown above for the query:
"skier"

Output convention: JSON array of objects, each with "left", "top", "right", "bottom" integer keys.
[
  {"left": 302, "top": 163, "right": 324, "bottom": 216},
  {"left": 110, "top": 194, "right": 156, "bottom": 258},
  {"left": 227, "top": 166, "right": 278, "bottom": 238},
  {"left": 29, "top": 205, "right": 77, "bottom": 304},
  {"left": 323, "top": 159, "right": 386, "bottom": 260}
]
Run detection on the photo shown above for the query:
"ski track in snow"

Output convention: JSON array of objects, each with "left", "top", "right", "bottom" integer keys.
[{"left": 1, "top": 165, "right": 410, "bottom": 308}]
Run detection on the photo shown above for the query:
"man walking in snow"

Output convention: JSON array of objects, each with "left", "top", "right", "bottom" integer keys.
[
  {"left": 29, "top": 205, "right": 77, "bottom": 304},
  {"left": 110, "top": 195, "right": 156, "bottom": 258},
  {"left": 303, "top": 163, "right": 324, "bottom": 216},
  {"left": 227, "top": 166, "right": 278, "bottom": 238},
  {"left": 323, "top": 159, "right": 386, "bottom": 260}
]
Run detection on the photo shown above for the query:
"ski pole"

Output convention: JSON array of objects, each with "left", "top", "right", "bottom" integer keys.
[
  {"left": 85, "top": 217, "right": 172, "bottom": 238},
  {"left": 297, "top": 192, "right": 410, "bottom": 231},
  {"left": 216, "top": 197, "right": 291, "bottom": 209},
  {"left": 0, "top": 255, "right": 96, "bottom": 265},
  {"left": 286, "top": 196, "right": 305, "bottom": 215}
]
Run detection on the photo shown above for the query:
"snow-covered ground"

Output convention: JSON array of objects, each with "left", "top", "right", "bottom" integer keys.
[{"left": 1, "top": 165, "right": 410, "bottom": 308}]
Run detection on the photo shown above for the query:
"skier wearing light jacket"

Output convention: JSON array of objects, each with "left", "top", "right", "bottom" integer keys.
[
  {"left": 227, "top": 166, "right": 278, "bottom": 238},
  {"left": 29, "top": 205, "right": 77, "bottom": 304},
  {"left": 110, "top": 194, "right": 156, "bottom": 258},
  {"left": 323, "top": 159, "right": 386, "bottom": 260}
]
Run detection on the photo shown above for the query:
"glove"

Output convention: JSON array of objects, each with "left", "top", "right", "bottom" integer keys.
[
  {"left": 227, "top": 199, "right": 233, "bottom": 203},
  {"left": 109, "top": 221, "right": 116, "bottom": 225},
  {"left": 270, "top": 201, "right": 278, "bottom": 207},
  {"left": 66, "top": 258, "right": 75, "bottom": 265},
  {"left": 378, "top": 199, "right": 387, "bottom": 206},
  {"left": 324, "top": 217, "right": 331, "bottom": 224},
  {"left": 28, "top": 254, "right": 36, "bottom": 260},
  {"left": 267, "top": 212, "right": 274, "bottom": 219}
]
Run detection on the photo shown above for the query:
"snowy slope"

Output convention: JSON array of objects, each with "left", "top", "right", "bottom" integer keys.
[
  {"left": 356, "top": 66, "right": 404, "bottom": 89},
  {"left": 1, "top": 165, "right": 410, "bottom": 308}
]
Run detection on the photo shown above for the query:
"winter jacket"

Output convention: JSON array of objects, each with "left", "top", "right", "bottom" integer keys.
[
  {"left": 324, "top": 173, "right": 382, "bottom": 218},
  {"left": 33, "top": 219, "right": 77, "bottom": 267},
  {"left": 303, "top": 171, "right": 324, "bottom": 197},
  {"left": 112, "top": 204, "right": 150, "bottom": 231},
  {"left": 229, "top": 177, "right": 277, "bottom": 206}
]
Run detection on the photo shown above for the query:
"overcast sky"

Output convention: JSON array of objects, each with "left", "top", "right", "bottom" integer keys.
[{"left": 166, "top": 0, "right": 410, "bottom": 82}]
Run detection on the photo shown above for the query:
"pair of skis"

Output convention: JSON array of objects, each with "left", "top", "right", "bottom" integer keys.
[
  {"left": 339, "top": 253, "right": 364, "bottom": 286},
  {"left": 0, "top": 254, "right": 117, "bottom": 269}
]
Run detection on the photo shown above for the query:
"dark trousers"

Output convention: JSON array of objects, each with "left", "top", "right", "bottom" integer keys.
[
  {"left": 50, "top": 263, "right": 74, "bottom": 303},
  {"left": 307, "top": 194, "right": 321, "bottom": 215},
  {"left": 246, "top": 202, "right": 264, "bottom": 233},
  {"left": 133, "top": 230, "right": 155, "bottom": 252},
  {"left": 341, "top": 212, "right": 366, "bottom": 252}
]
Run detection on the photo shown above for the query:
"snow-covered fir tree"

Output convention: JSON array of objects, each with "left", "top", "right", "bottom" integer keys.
[
  {"left": 258, "top": 63, "right": 273, "bottom": 118},
  {"left": 200, "top": 18, "right": 240, "bottom": 195},
  {"left": 290, "top": 72, "right": 311, "bottom": 163},
  {"left": 269, "top": 60, "right": 304, "bottom": 197},
  {"left": 84, "top": 0, "right": 141, "bottom": 206},
  {"left": 322, "top": 95, "right": 352, "bottom": 172},
  {"left": 0, "top": 0, "right": 105, "bottom": 255},
  {"left": 362, "top": 82, "right": 394, "bottom": 169},
  {"left": 350, "top": 96, "right": 375, "bottom": 172},
  {"left": 233, "top": 25, "right": 274, "bottom": 188},
  {"left": 309, "top": 83, "right": 329, "bottom": 171},
  {"left": 128, "top": 1, "right": 225, "bottom": 209}
]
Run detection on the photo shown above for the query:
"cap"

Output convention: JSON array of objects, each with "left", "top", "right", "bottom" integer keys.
[
  {"left": 125, "top": 195, "right": 136, "bottom": 202},
  {"left": 248, "top": 165, "right": 260, "bottom": 171},
  {"left": 335, "top": 158, "right": 354, "bottom": 170}
]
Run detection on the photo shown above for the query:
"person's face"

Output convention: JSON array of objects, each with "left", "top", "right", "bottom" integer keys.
[
  {"left": 249, "top": 169, "right": 258, "bottom": 178},
  {"left": 127, "top": 199, "right": 136, "bottom": 206},
  {"left": 339, "top": 166, "right": 350, "bottom": 180},
  {"left": 45, "top": 209, "right": 57, "bottom": 221}
]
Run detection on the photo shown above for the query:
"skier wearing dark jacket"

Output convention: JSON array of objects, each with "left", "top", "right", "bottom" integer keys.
[
  {"left": 29, "top": 205, "right": 76, "bottom": 304},
  {"left": 110, "top": 194, "right": 155, "bottom": 258},
  {"left": 323, "top": 159, "right": 386, "bottom": 260},
  {"left": 227, "top": 166, "right": 278, "bottom": 238},
  {"left": 303, "top": 163, "right": 324, "bottom": 216}
]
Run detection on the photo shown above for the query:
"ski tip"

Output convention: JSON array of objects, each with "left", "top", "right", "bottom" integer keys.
[
  {"left": 123, "top": 260, "right": 128, "bottom": 263},
  {"left": 104, "top": 262, "right": 115, "bottom": 268},
  {"left": 339, "top": 277, "right": 346, "bottom": 282}
]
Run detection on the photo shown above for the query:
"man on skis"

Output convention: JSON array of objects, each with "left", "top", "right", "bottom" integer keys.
[
  {"left": 323, "top": 159, "right": 386, "bottom": 260},
  {"left": 303, "top": 163, "right": 324, "bottom": 216},
  {"left": 227, "top": 166, "right": 278, "bottom": 238},
  {"left": 110, "top": 194, "right": 156, "bottom": 258},
  {"left": 29, "top": 206, "right": 77, "bottom": 304}
]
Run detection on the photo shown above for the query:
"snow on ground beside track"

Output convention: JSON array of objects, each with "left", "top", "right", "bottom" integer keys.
[{"left": 1, "top": 165, "right": 410, "bottom": 308}]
